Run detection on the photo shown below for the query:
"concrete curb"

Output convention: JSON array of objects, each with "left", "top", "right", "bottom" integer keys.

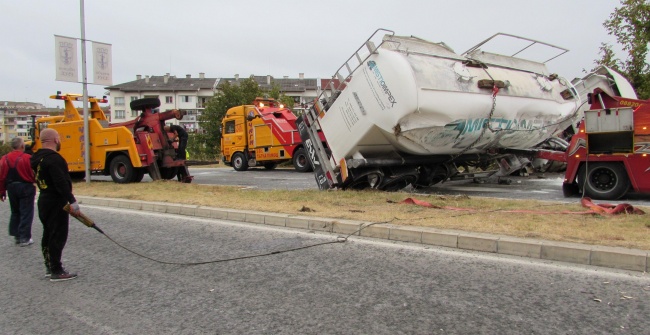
[{"left": 77, "top": 196, "right": 649, "bottom": 273}]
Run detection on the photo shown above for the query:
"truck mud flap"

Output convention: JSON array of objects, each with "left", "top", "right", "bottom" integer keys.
[{"left": 296, "top": 115, "right": 331, "bottom": 190}]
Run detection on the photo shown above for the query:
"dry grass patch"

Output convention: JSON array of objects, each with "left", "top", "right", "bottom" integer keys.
[{"left": 74, "top": 181, "right": 650, "bottom": 250}]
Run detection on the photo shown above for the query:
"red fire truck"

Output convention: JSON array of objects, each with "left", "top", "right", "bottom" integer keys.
[{"left": 538, "top": 88, "right": 650, "bottom": 200}]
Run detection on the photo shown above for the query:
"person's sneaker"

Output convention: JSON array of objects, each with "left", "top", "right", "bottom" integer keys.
[
  {"left": 50, "top": 271, "right": 78, "bottom": 282},
  {"left": 45, "top": 268, "right": 51, "bottom": 278},
  {"left": 19, "top": 239, "right": 33, "bottom": 247}
]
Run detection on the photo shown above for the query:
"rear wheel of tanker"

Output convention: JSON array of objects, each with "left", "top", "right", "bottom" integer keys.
[
  {"left": 345, "top": 169, "right": 384, "bottom": 190},
  {"left": 379, "top": 172, "right": 418, "bottom": 192},
  {"left": 232, "top": 152, "right": 248, "bottom": 171},
  {"left": 263, "top": 162, "right": 277, "bottom": 170},
  {"left": 581, "top": 162, "right": 630, "bottom": 200},
  {"left": 110, "top": 155, "right": 135, "bottom": 184},
  {"left": 292, "top": 148, "right": 312, "bottom": 172}
]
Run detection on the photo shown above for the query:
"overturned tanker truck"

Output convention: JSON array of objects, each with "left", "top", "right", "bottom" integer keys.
[{"left": 297, "top": 29, "right": 583, "bottom": 191}]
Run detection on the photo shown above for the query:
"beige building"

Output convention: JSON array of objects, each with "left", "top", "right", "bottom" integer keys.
[
  {"left": 0, "top": 101, "right": 57, "bottom": 144},
  {"left": 105, "top": 73, "right": 330, "bottom": 131}
]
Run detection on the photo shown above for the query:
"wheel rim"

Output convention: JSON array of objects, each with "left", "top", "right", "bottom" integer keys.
[
  {"left": 117, "top": 164, "right": 126, "bottom": 177},
  {"left": 590, "top": 168, "right": 617, "bottom": 192},
  {"left": 233, "top": 157, "right": 242, "bottom": 169},
  {"left": 296, "top": 154, "right": 307, "bottom": 168}
]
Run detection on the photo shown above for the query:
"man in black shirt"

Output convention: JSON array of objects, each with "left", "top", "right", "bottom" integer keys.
[
  {"left": 31, "top": 128, "right": 82, "bottom": 282},
  {"left": 164, "top": 124, "right": 188, "bottom": 160}
]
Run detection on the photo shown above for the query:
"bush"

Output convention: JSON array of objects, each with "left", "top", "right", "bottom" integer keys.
[{"left": 0, "top": 143, "right": 12, "bottom": 156}]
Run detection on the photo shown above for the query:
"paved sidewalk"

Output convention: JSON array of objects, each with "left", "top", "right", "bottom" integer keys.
[{"left": 77, "top": 196, "right": 649, "bottom": 273}]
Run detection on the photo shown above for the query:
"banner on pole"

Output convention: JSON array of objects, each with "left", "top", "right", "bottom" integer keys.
[
  {"left": 92, "top": 42, "right": 113, "bottom": 85},
  {"left": 54, "top": 35, "right": 78, "bottom": 82}
]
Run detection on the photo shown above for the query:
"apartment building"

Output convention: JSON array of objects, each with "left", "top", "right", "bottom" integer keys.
[
  {"left": 105, "top": 73, "right": 215, "bottom": 132},
  {"left": 0, "top": 102, "right": 56, "bottom": 144},
  {"left": 105, "top": 73, "right": 330, "bottom": 131}
]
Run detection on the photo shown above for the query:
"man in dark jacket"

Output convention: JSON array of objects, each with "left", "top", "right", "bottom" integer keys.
[
  {"left": 0, "top": 137, "right": 36, "bottom": 246},
  {"left": 31, "top": 128, "right": 82, "bottom": 282},
  {"left": 164, "top": 124, "right": 188, "bottom": 160}
]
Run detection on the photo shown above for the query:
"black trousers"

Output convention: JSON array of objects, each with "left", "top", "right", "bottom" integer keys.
[
  {"left": 177, "top": 136, "right": 188, "bottom": 160},
  {"left": 7, "top": 182, "right": 35, "bottom": 242},
  {"left": 37, "top": 195, "right": 70, "bottom": 274}
]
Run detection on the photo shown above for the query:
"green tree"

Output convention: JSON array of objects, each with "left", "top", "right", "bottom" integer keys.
[
  {"left": 0, "top": 143, "right": 11, "bottom": 156},
  {"left": 596, "top": 0, "right": 650, "bottom": 98},
  {"left": 268, "top": 82, "right": 295, "bottom": 110},
  {"left": 197, "top": 77, "right": 263, "bottom": 159}
]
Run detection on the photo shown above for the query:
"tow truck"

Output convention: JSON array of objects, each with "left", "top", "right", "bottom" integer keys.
[
  {"left": 28, "top": 92, "right": 192, "bottom": 183},
  {"left": 221, "top": 97, "right": 326, "bottom": 172},
  {"left": 537, "top": 89, "right": 650, "bottom": 200}
]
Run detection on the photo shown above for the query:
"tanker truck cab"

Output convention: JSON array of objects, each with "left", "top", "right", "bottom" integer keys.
[{"left": 221, "top": 97, "right": 315, "bottom": 172}]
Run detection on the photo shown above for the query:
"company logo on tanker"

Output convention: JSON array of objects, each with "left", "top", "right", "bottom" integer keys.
[{"left": 367, "top": 61, "right": 397, "bottom": 107}]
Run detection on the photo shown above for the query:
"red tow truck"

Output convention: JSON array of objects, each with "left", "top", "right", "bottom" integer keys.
[{"left": 538, "top": 89, "right": 650, "bottom": 200}]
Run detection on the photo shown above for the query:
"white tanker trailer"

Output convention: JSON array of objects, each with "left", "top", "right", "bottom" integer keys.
[{"left": 297, "top": 29, "right": 582, "bottom": 191}]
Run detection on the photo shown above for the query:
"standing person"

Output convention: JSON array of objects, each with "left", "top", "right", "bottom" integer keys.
[
  {"left": 0, "top": 137, "right": 36, "bottom": 246},
  {"left": 30, "top": 128, "right": 82, "bottom": 282},
  {"left": 164, "top": 124, "right": 188, "bottom": 160}
]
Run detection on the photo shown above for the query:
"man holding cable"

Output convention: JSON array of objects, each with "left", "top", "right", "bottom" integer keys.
[{"left": 31, "top": 128, "right": 82, "bottom": 282}]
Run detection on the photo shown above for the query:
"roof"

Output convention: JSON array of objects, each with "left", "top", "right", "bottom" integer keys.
[
  {"left": 216, "top": 76, "right": 319, "bottom": 93},
  {"left": 106, "top": 75, "right": 218, "bottom": 92},
  {"left": 107, "top": 74, "right": 322, "bottom": 94}
]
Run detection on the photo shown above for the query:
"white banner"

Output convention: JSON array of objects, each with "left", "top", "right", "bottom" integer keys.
[
  {"left": 92, "top": 42, "right": 113, "bottom": 85},
  {"left": 54, "top": 35, "right": 78, "bottom": 82}
]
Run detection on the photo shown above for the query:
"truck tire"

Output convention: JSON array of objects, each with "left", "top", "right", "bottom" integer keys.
[
  {"left": 232, "top": 152, "right": 248, "bottom": 171},
  {"left": 130, "top": 97, "right": 160, "bottom": 111},
  {"left": 69, "top": 172, "right": 86, "bottom": 181},
  {"left": 292, "top": 148, "right": 312, "bottom": 172},
  {"left": 159, "top": 167, "right": 178, "bottom": 180},
  {"left": 133, "top": 169, "right": 146, "bottom": 182},
  {"left": 263, "top": 162, "right": 277, "bottom": 170},
  {"left": 580, "top": 162, "right": 630, "bottom": 200},
  {"left": 110, "top": 155, "right": 135, "bottom": 183}
]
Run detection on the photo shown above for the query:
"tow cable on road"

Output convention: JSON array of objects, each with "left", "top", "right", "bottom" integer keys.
[{"left": 63, "top": 204, "right": 385, "bottom": 265}]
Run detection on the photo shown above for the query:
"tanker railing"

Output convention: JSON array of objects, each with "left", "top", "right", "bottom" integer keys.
[{"left": 315, "top": 28, "right": 395, "bottom": 114}]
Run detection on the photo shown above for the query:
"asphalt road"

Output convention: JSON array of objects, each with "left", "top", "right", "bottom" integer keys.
[
  {"left": 1, "top": 204, "right": 649, "bottom": 334},
  {"left": 92, "top": 167, "right": 650, "bottom": 207}
]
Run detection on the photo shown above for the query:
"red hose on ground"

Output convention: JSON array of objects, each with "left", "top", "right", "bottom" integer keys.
[{"left": 399, "top": 197, "right": 645, "bottom": 216}]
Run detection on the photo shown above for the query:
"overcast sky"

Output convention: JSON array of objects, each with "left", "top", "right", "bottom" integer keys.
[{"left": 2, "top": 0, "right": 623, "bottom": 107}]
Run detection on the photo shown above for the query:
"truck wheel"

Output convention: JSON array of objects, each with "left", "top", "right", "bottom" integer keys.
[
  {"left": 69, "top": 172, "right": 86, "bottom": 181},
  {"left": 133, "top": 169, "right": 146, "bottom": 183},
  {"left": 263, "top": 162, "right": 277, "bottom": 170},
  {"left": 292, "top": 148, "right": 312, "bottom": 172},
  {"left": 130, "top": 97, "right": 160, "bottom": 111},
  {"left": 232, "top": 152, "right": 248, "bottom": 171},
  {"left": 581, "top": 162, "right": 630, "bottom": 200},
  {"left": 159, "top": 167, "right": 178, "bottom": 180},
  {"left": 110, "top": 155, "right": 135, "bottom": 183}
]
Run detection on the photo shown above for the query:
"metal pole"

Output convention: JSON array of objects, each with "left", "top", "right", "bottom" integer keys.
[{"left": 80, "top": 0, "right": 90, "bottom": 183}]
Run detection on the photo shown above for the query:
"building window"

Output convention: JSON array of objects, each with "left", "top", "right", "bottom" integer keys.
[
  {"left": 115, "top": 110, "right": 125, "bottom": 119},
  {"left": 131, "top": 109, "right": 139, "bottom": 117},
  {"left": 181, "top": 95, "right": 191, "bottom": 103},
  {"left": 225, "top": 120, "right": 235, "bottom": 134},
  {"left": 166, "top": 96, "right": 173, "bottom": 103},
  {"left": 130, "top": 96, "right": 138, "bottom": 102},
  {"left": 115, "top": 97, "right": 125, "bottom": 106}
]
